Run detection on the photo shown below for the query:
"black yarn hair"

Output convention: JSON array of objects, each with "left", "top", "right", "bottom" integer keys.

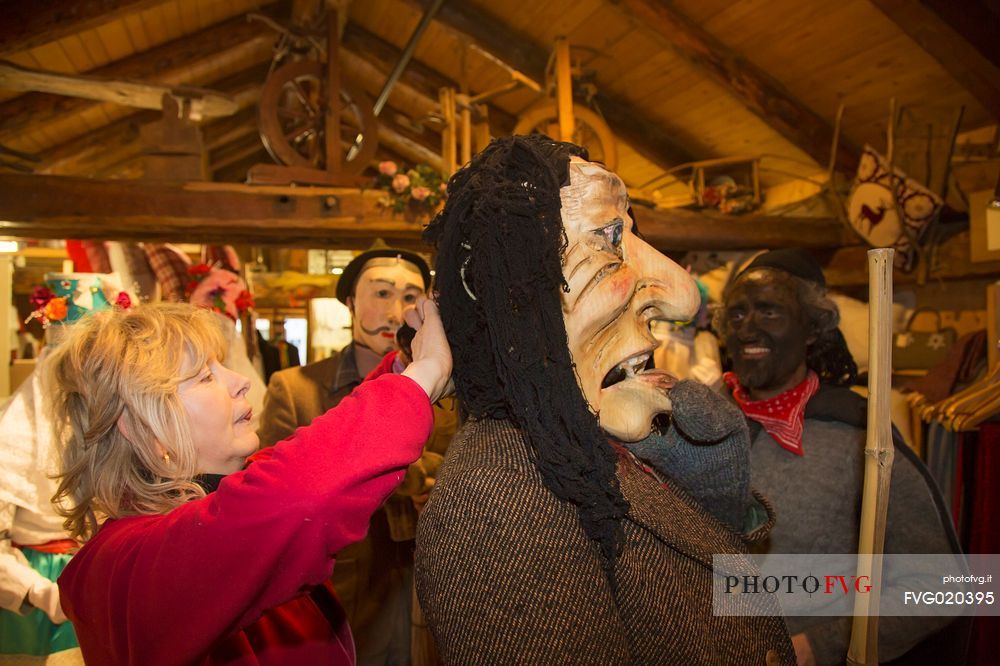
[{"left": 423, "top": 134, "right": 629, "bottom": 574}]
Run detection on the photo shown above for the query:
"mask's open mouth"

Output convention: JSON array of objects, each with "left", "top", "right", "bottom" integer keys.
[
  {"left": 601, "top": 351, "right": 655, "bottom": 389},
  {"left": 597, "top": 350, "right": 678, "bottom": 440}
]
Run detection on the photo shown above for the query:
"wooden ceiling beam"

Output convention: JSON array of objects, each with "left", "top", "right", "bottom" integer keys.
[
  {"left": 0, "top": 171, "right": 857, "bottom": 250},
  {"left": 824, "top": 230, "right": 1000, "bottom": 287},
  {"left": 402, "top": 0, "right": 696, "bottom": 170},
  {"left": 614, "top": 0, "right": 859, "bottom": 173},
  {"left": 632, "top": 205, "right": 857, "bottom": 252},
  {"left": 203, "top": 107, "right": 260, "bottom": 153},
  {"left": 341, "top": 22, "right": 517, "bottom": 135},
  {"left": 36, "top": 113, "right": 155, "bottom": 176},
  {"left": 0, "top": 61, "right": 240, "bottom": 120},
  {"left": 0, "top": 2, "right": 284, "bottom": 145},
  {"left": 210, "top": 133, "right": 268, "bottom": 175},
  {"left": 376, "top": 106, "right": 445, "bottom": 171},
  {"left": 0, "top": 172, "right": 426, "bottom": 247},
  {"left": 213, "top": 150, "right": 270, "bottom": 184},
  {"left": 35, "top": 62, "right": 269, "bottom": 176},
  {"left": 870, "top": 0, "right": 1000, "bottom": 121},
  {"left": 0, "top": 0, "right": 164, "bottom": 56}
]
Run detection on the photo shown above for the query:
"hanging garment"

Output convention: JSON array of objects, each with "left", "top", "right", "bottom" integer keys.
[
  {"left": 924, "top": 422, "right": 957, "bottom": 518},
  {"left": 903, "top": 330, "right": 987, "bottom": 403}
]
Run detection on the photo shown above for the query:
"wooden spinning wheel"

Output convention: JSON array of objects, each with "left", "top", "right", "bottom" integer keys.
[
  {"left": 257, "top": 60, "right": 377, "bottom": 175},
  {"left": 514, "top": 103, "right": 618, "bottom": 170}
]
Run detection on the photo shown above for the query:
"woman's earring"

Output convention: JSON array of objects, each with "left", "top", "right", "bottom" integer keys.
[{"left": 162, "top": 452, "right": 171, "bottom": 464}]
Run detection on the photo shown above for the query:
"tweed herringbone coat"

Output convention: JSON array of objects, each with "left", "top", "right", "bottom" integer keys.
[{"left": 416, "top": 418, "right": 795, "bottom": 665}]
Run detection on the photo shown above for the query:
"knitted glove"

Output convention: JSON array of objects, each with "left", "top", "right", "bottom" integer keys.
[{"left": 622, "top": 380, "right": 751, "bottom": 532}]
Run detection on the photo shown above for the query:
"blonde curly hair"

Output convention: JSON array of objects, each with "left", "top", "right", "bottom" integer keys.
[{"left": 47, "top": 303, "right": 228, "bottom": 541}]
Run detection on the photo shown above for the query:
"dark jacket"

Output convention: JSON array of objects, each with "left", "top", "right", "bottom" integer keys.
[{"left": 416, "top": 418, "right": 795, "bottom": 665}]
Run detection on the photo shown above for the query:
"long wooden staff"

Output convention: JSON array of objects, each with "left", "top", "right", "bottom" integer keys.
[{"left": 847, "top": 248, "right": 896, "bottom": 665}]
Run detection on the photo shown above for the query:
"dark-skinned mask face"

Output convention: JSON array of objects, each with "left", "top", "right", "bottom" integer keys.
[
  {"left": 722, "top": 269, "right": 811, "bottom": 392},
  {"left": 560, "top": 158, "right": 700, "bottom": 441}
]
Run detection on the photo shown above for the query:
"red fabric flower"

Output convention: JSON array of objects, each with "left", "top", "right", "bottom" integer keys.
[
  {"left": 29, "top": 286, "right": 55, "bottom": 310},
  {"left": 235, "top": 290, "right": 255, "bottom": 312},
  {"left": 188, "top": 263, "right": 212, "bottom": 276},
  {"left": 115, "top": 292, "right": 132, "bottom": 310}
]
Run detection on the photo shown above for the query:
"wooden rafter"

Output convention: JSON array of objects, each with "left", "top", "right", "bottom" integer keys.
[
  {"left": 0, "top": 61, "right": 239, "bottom": 120},
  {"left": 614, "top": 0, "right": 859, "bottom": 173},
  {"left": 35, "top": 63, "right": 269, "bottom": 176},
  {"left": 35, "top": 113, "right": 155, "bottom": 176},
  {"left": 376, "top": 105, "right": 444, "bottom": 171},
  {"left": 0, "top": 172, "right": 423, "bottom": 247},
  {"left": 0, "top": 172, "right": 855, "bottom": 251},
  {"left": 632, "top": 205, "right": 856, "bottom": 252},
  {"left": 203, "top": 107, "right": 261, "bottom": 153},
  {"left": 0, "top": 2, "right": 285, "bottom": 146},
  {"left": 870, "top": 0, "right": 1000, "bottom": 120},
  {"left": 341, "top": 23, "right": 517, "bottom": 134},
  {"left": 0, "top": 0, "right": 164, "bottom": 56},
  {"left": 401, "top": 0, "right": 696, "bottom": 171},
  {"left": 210, "top": 133, "right": 270, "bottom": 176},
  {"left": 825, "top": 231, "right": 1000, "bottom": 287}
]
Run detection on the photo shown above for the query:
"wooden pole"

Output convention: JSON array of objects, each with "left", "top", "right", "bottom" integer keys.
[
  {"left": 473, "top": 104, "right": 492, "bottom": 153},
  {"left": 847, "top": 248, "right": 896, "bottom": 665},
  {"left": 0, "top": 255, "right": 11, "bottom": 398},
  {"left": 325, "top": 9, "right": 342, "bottom": 173},
  {"left": 458, "top": 93, "right": 472, "bottom": 166},
  {"left": 439, "top": 87, "right": 457, "bottom": 176},
  {"left": 554, "top": 37, "right": 574, "bottom": 143}
]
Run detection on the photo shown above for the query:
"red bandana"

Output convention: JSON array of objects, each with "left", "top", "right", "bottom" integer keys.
[{"left": 724, "top": 371, "right": 820, "bottom": 456}]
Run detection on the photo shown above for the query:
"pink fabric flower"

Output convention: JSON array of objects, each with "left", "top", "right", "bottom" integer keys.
[
  {"left": 392, "top": 174, "right": 410, "bottom": 193},
  {"left": 378, "top": 161, "right": 398, "bottom": 176},
  {"left": 411, "top": 186, "right": 431, "bottom": 201},
  {"left": 115, "top": 292, "right": 132, "bottom": 310},
  {"left": 189, "top": 268, "right": 246, "bottom": 321}
]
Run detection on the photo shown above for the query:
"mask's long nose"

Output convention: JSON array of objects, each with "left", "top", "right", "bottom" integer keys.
[{"left": 628, "top": 235, "right": 700, "bottom": 322}]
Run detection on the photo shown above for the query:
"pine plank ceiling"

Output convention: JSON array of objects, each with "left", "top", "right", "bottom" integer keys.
[{"left": 0, "top": 0, "right": 995, "bottom": 198}]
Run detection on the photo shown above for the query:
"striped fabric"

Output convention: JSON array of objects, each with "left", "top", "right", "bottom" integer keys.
[
  {"left": 81, "top": 241, "right": 111, "bottom": 273},
  {"left": 416, "top": 418, "right": 794, "bottom": 665},
  {"left": 143, "top": 244, "right": 191, "bottom": 302}
]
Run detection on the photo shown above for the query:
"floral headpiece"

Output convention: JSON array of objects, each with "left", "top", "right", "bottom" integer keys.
[
  {"left": 26, "top": 273, "right": 132, "bottom": 328},
  {"left": 375, "top": 161, "right": 447, "bottom": 214},
  {"left": 184, "top": 264, "right": 254, "bottom": 321}
]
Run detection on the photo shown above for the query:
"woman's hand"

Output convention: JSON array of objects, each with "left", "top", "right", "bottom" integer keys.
[{"left": 401, "top": 297, "right": 453, "bottom": 403}]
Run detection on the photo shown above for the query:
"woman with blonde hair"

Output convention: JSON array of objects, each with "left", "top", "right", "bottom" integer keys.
[{"left": 46, "top": 300, "right": 451, "bottom": 665}]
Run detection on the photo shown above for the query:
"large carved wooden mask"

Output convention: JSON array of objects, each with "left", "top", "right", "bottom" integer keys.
[{"left": 560, "top": 159, "right": 700, "bottom": 441}]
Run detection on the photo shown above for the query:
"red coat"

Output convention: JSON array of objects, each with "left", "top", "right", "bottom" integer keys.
[{"left": 59, "top": 357, "right": 432, "bottom": 665}]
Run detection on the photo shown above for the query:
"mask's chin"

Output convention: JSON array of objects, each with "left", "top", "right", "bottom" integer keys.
[{"left": 597, "top": 370, "right": 677, "bottom": 442}]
